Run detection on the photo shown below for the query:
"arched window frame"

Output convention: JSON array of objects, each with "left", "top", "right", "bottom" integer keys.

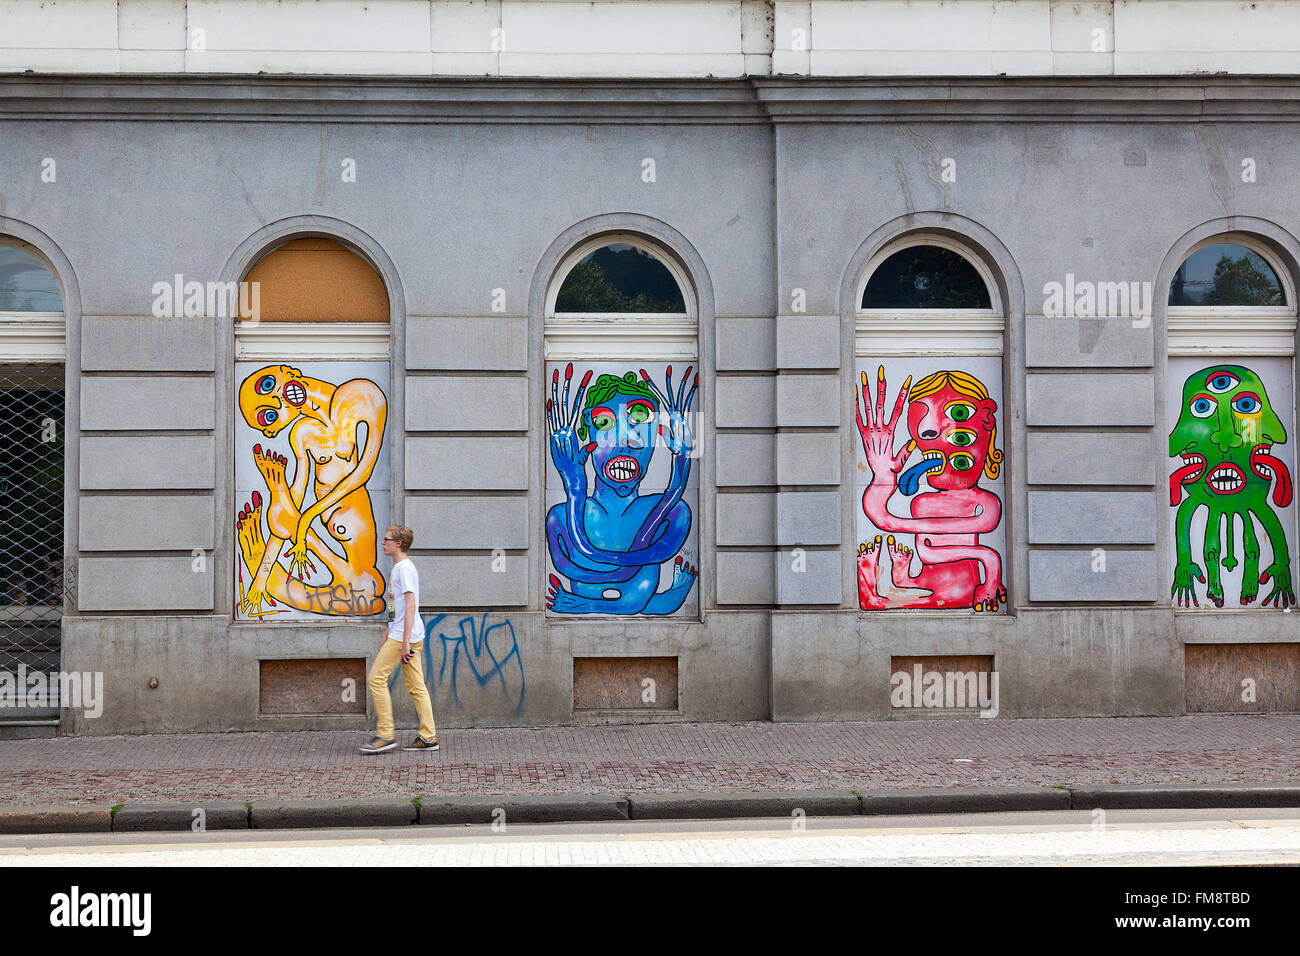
[
  {"left": 544, "top": 232, "right": 697, "bottom": 363},
  {"left": 0, "top": 238, "right": 64, "bottom": 362},
  {"left": 234, "top": 236, "right": 391, "bottom": 362},
  {"left": 854, "top": 234, "right": 1003, "bottom": 357},
  {"left": 1167, "top": 235, "right": 1298, "bottom": 356}
]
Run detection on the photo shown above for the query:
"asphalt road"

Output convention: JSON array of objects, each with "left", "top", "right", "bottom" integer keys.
[{"left": 3, "top": 808, "right": 1300, "bottom": 866}]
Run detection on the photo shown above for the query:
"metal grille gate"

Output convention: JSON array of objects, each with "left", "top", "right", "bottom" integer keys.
[{"left": 0, "top": 363, "right": 64, "bottom": 719}]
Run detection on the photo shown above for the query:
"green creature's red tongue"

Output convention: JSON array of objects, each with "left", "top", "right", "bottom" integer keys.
[
  {"left": 1170, "top": 458, "right": 1204, "bottom": 505},
  {"left": 1252, "top": 446, "right": 1293, "bottom": 507}
]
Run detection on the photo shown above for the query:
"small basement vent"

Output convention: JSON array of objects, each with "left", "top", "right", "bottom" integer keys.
[
  {"left": 259, "top": 659, "right": 367, "bottom": 715},
  {"left": 573, "top": 657, "right": 678, "bottom": 711},
  {"left": 1186, "top": 644, "right": 1300, "bottom": 713}
]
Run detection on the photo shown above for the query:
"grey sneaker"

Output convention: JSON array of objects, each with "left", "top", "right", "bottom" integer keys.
[
  {"left": 360, "top": 736, "right": 397, "bottom": 754},
  {"left": 403, "top": 736, "right": 439, "bottom": 752}
]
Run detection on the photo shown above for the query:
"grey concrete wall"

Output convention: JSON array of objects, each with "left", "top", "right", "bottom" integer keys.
[{"left": 2, "top": 76, "right": 1298, "bottom": 732}]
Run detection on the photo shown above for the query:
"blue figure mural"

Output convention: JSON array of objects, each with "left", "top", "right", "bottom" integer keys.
[{"left": 545, "top": 362, "right": 699, "bottom": 615}]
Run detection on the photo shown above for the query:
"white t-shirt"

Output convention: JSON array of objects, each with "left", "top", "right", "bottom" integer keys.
[{"left": 387, "top": 558, "right": 424, "bottom": 644}]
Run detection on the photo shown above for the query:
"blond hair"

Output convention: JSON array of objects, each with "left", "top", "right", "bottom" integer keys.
[
  {"left": 909, "top": 370, "right": 1002, "bottom": 481},
  {"left": 385, "top": 525, "right": 414, "bottom": 551}
]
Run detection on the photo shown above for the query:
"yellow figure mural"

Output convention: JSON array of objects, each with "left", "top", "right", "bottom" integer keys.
[{"left": 235, "top": 364, "right": 388, "bottom": 618}]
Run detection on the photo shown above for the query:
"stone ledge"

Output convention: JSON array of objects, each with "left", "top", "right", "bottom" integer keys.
[
  {"left": 0, "top": 805, "right": 114, "bottom": 834},
  {"left": 628, "top": 790, "right": 859, "bottom": 820},
  {"left": 417, "top": 793, "right": 629, "bottom": 825},
  {"left": 858, "top": 787, "right": 1071, "bottom": 815},
  {"left": 113, "top": 802, "right": 250, "bottom": 832},
  {"left": 250, "top": 799, "right": 417, "bottom": 829},
  {"left": 1068, "top": 783, "right": 1300, "bottom": 810}
]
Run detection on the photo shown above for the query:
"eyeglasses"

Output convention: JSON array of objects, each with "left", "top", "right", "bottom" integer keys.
[{"left": 382, "top": 536, "right": 397, "bottom": 542}]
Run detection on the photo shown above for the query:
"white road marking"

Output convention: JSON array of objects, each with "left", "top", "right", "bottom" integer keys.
[{"left": 3, "top": 820, "right": 1300, "bottom": 866}]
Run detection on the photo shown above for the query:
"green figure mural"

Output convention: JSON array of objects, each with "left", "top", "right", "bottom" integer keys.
[{"left": 1169, "top": 364, "right": 1295, "bottom": 608}]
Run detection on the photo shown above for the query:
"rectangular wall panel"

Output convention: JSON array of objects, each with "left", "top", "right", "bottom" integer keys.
[
  {"left": 410, "top": 555, "right": 528, "bottom": 606},
  {"left": 80, "top": 376, "right": 214, "bottom": 430},
  {"left": 1028, "top": 550, "right": 1157, "bottom": 601},
  {"left": 1027, "top": 373, "right": 1154, "bottom": 425},
  {"left": 81, "top": 316, "right": 215, "bottom": 372},
  {"left": 1026, "top": 433, "right": 1155, "bottom": 485},
  {"left": 404, "top": 495, "right": 528, "bottom": 550},
  {"left": 80, "top": 436, "right": 214, "bottom": 489},
  {"left": 79, "top": 495, "right": 214, "bottom": 551},
  {"left": 406, "top": 375, "right": 528, "bottom": 431},
  {"left": 406, "top": 316, "right": 527, "bottom": 371},
  {"left": 1028, "top": 491, "right": 1156, "bottom": 544},
  {"left": 79, "top": 556, "right": 214, "bottom": 611},
  {"left": 406, "top": 436, "right": 529, "bottom": 490}
]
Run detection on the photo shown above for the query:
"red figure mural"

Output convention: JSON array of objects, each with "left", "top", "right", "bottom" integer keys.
[{"left": 856, "top": 365, "right": 1006, "bottom": 612}]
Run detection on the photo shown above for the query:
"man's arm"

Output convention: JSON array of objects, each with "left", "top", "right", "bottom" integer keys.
[{"left": 401, "top": 589, "right": 417, "bottom": 660}]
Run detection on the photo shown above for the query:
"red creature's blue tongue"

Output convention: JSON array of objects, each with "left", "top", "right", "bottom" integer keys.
[{"left": 899, "top": 456, "right": 944, "bottom": 495}]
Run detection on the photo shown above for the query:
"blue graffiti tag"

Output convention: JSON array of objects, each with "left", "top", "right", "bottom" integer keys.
[{"left": 387, "top": 611, "right": 525, "bottom": 716}]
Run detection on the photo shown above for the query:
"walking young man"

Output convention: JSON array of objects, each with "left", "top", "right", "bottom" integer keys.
[{"left": 361, "top": 525, "right": 438, "bottom": 754}]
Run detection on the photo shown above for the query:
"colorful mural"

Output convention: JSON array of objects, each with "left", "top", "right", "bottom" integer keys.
[
  {"left": 234, "top": 362, "right": 390, "bottom": 620},
  {"left": 855, "top": 360, "right": 1006, "bottom": 612},
  {"left": 544, "top": 362, "right": 699, "bottom": 616},
  {"left": 1169, "top": 360, "right": 1296, "bottom": 608}
]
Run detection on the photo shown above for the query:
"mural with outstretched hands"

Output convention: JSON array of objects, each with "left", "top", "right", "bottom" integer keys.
[
  {"left": 855, "top": 358, "right": 1007, "bottom": 612},
  {"left": 545, "top": 361, "right": 700, "bottom": 616}
]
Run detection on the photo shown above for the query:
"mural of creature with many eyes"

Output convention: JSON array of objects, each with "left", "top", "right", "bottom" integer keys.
[
  {"left": 1169, "top": 363, "right": 1295, "bottom": 609},
  {"left": 856, "top": 363, "right": 1006, "bottom": 612},
  {"left": 545, "top": 363, "right": 699, "bottom": 616},
  {"left": 234, "top": 363, "right": 389, "bottom": 620}
]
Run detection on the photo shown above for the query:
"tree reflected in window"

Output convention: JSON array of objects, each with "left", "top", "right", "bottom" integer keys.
[
  {"left": 1169, "top": 243, "right": 1285, "bottom": 307},
  {"left": 862, "top": 246, "right": 991, "bottom": 310},
  {"left": 556, "top": 244, "right": 686, "bottom": 313},
  {"left": 0, "top": 247, "right": 62, "bottom": 312}
]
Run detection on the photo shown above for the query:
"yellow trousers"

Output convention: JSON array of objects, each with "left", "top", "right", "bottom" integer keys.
[{"left": 367, "top": 638, "right": 437, "bottom": 741}]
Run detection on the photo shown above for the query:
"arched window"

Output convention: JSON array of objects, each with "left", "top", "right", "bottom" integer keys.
[
  {"left": 1166, "top": 235, "right": 1297, "bottom": 611},
  {"left": 233, "top": 238, "right": 392, "bottom": 622},
  {"left": 554, "top": 243, "right": 687, "bottom": 314},
  {"left": 1167, "top": 235, "right": 1295, "bottom": 353},
  {"left": 1169, "top": 240, "right": 1286, "bottom": 307},
  {"left": 853, "top": 235, "right": 1007, "bottom": 613},
  {"left": 0, "top": 242, "right": 64, "bottom": 360},
  {"left": 0, "top": 245, "right": 62, "bottom": 313},
  {"left": 861, "top": 244, "right": 993, "bottom": 310},
  {"left": 545, "top": 235, "right": 695, "bottom": 362},
  {"left": 0, "top": 240, "right": 65, "bottom": 714},
  {"left": 543, "top": 235, "right": 700, "bottom": 618}
]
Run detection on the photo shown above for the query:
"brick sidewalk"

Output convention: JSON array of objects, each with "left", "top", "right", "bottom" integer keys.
[{"left": 0, "top": 715, "right": 1297, "bottom": 806}]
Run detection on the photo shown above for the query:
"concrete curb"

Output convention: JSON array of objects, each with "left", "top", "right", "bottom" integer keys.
[
  {"left": 859, "top": 787, "right": 1071, "bottom": 815},
  {"left": 417, "top": 794, "right": 629, "bottom": 825},
  {"left": 1068, "top": 782, "right": 1300, "bottom": 810},
  {"left": 629, "top": 791, "right": 860, "bottom": 820},
  {"left": 5, "top": 784, "right": 1300, "bottom": 834},
  {"left": 250, "top": 799, "right": 417, "bottom": 829},
  {"left": 0, "top": 804, "right": 114, "bottom": 834},
  {"left": 113, "top": 802, "right": 251, "bottom": 832}
]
